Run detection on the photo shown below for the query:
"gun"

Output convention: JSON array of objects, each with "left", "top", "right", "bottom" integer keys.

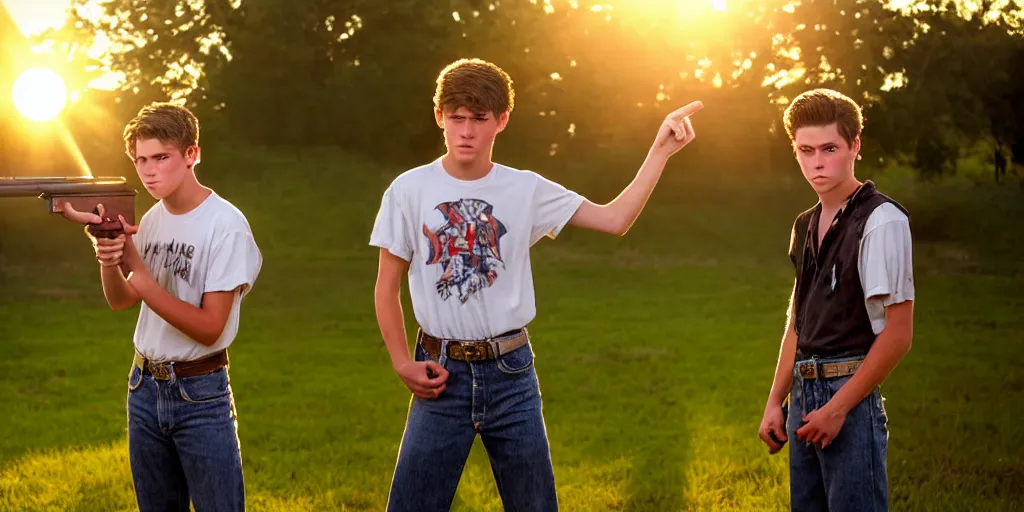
[{"left": 0, "top": 176, "right": 137, "bottom": 239}]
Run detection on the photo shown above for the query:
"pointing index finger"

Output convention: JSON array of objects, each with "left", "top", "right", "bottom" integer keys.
[{"left": 671, "top": 100, "right": 704, "bottom": 120}]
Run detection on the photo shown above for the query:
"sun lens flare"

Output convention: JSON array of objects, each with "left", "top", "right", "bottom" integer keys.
[{"left": 12, "top": 68, "right": 68, "bottom": 122}]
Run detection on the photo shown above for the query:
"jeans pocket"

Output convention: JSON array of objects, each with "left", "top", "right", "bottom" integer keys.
[
  {"left": 178, "top": 369, "right": 231, "bottom": 404},
  {"left": 496, "top": 343, "right": 535, "bottom": 375},
  {"left": 127, "top": 362, "right": 143, "bottom": 392}
]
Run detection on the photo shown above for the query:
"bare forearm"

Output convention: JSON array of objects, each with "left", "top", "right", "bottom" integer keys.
[
  {"left": 597, "top": 152, "right": 670, "bottom": 235},
  {"left": 100, "top": 264, "right": 140, "bottom": 310},
  {"left": 767, "top": 319, "right": 798, "bottom": 408},
  {"left": 127, "top": 269, "right": 227, "bottom": 346},
  {"left": 375, "top": 285, "right": 411, "bottom": 369},
  {"left": 828, "top": 326, "right": 912, "bottom": 414}
]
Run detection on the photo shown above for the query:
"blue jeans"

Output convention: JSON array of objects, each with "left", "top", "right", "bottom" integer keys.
[
  {"left": 788, "top": 356, "right": 890, "bottom": 511},
  {"left": 127, "top": 358, "right": 246, "bottom": 512},
  {"left": 387, "top": 339, "right": 558, "bottom": 512}
]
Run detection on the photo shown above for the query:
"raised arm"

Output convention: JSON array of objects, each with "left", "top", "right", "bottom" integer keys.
[{"left": 569, "top": 101, "right": 703, "bottom": 235}]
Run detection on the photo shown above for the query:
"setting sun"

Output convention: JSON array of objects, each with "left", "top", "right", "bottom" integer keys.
[{"left": 11, "top": 67, "right": 67, "bottom": 122}]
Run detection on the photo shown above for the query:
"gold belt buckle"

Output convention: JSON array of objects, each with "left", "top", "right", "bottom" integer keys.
[
  {"left": 149, "top": 362, "right": 172, "bottom": 380},
  {"left": 462, "top": 344, "right": 483, "bottom": 361},
  {"left": 799, "top": 361, "right": 818, "bottom": 379},
  {"left": 448, "top": 344, "right": 461, "bottom": 360},
  {"left": 449, "top": 343, "right": 486, "bottom": 361}
]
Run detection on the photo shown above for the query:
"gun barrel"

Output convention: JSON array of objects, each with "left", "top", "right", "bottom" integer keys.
[
  {"left": 0, "top": 176, "right": 138, "bottom": 238},
  {"left": 0, "top": 176, "right": 131, "bottom": 198}
]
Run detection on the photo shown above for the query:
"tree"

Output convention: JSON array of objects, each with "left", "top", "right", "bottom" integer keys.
[{"left": 46, "top": 0, "right": 1024, "bottom": 176}]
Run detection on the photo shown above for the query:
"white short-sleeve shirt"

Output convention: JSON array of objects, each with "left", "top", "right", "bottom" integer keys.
[
  {"left": 132, "top": 192, "right": 263, "bottom": 362},
  {"left": 369, "top": 158, "right": 585, "bottom": 340}
]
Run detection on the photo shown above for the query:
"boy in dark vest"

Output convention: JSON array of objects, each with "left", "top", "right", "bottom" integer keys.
[{"left": 757, "top": 89, "right": 915, "bottom": 511}]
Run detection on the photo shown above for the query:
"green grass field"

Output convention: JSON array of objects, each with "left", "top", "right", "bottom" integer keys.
[{"left": 1, "top": 148, "right": 1022, "bottom": 511}]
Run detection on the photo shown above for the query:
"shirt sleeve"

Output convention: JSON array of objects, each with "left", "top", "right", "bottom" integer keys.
[
  {"left": 205, "top": 231, "right": 263, "bottom": 297},
  {"left": 530, "top": 173, "right": 585, "bottom": 245},
  {"left": 860, "top": 205, "right": 914, "bottom": 309},
  {"left": 369, "top": 184, "right": 413, "bottom": 261}
]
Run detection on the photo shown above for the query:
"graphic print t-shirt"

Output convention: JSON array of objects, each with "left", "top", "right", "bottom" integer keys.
[
  {"left": 369, "top": 158, "right": 585, "bottom": 340},
  {"left": 132, "top": 192, "right": 263, "bottom": 362}
]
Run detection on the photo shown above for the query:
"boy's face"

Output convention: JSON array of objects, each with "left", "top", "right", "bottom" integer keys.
[
  {"left": 792, "top": 123, "right": 860, "bottom": 196},
  {"left": 435, "top": 106, "right": 509, "bottom": 166},
  {"left": 132, "top": 138, "right": 197, "bottom": 200}
]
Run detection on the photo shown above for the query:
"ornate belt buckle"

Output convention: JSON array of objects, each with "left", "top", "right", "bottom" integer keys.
[
  {"left": 150, "top": 363, "right": 172, "bottom": 380},
  {"left": 450, "top": 344, "right": 465, "bottom": 360},
  {"left": 463, "top": 344, "right": 483, "bottom": 361},
  {"left": 799, "top": 361, "right": 817, "bottom": 379}
]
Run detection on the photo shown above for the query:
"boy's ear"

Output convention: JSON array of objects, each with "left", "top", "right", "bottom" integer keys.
[
  {"left": 435, "top": 108, "right": 445, "bottom": 129},
  {"left": 186, "top": 145, "right": 201, "bottom": 168},
  {"left": 495, "top": 111, "right": 510, "bottom": 133}
]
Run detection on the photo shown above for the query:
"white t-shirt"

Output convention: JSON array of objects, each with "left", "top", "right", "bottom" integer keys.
[
  {"left": 859, "top": 202, "right": 914, "bottom": 334},
  {"left": 369, "top": 157, "right": 585, "bottom": 340},
  {"left": 131, "top": 191, "right": 263, "bottom": 362}
]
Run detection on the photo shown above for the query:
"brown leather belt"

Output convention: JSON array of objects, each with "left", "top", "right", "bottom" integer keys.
[
  {"left": 134, "top": 350, "right": 229, "bottom": 380},
  {"left": 418, "top": 328, "right": 529, "bottom": 362},
  {"left": 798, "top": 358, "right": 863, "bottom": 379}
]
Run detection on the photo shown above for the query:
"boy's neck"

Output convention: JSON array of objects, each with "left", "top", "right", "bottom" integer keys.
[
  {"left": 162, "top": 172, "right": 212, "bottom": 215},
  {"left": 440, "top": 153, "right": 494, "bottom": 181},
  {"left": 818, "top": 177, "right": 862, "bottom": 212}
]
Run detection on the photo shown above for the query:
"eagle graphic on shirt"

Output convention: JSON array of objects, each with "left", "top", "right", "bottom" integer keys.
[{"left": 422, "top": 198, "right": 507, "bottom": 303}]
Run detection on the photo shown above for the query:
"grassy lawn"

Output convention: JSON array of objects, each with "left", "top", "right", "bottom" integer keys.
[{"left": 1, "top": 148, "right": 1022, "bottom": 511}]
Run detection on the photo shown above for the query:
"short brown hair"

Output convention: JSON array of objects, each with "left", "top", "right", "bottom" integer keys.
[
  {"left": 122, "top": 102, "right": 199, "bottom": 159},
  {"left": 433, "top": 58, "right": 515, "bottom": 117},
  {"left": 783, "top": 89, "right": 863, "bottom": 147}
]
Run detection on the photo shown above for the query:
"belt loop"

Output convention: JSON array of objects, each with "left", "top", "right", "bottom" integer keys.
[
  {"left": 487, "top": 338, "right": 500, "bottom": 359},
  {"left": 438, "top": 340, "right": 449, "bottom": 368}
]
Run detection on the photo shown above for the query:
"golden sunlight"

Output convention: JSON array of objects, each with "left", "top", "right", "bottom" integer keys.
[
  {"left": 1, "top": 0, "right": 70, "bottom": 35},
  {"left": 57, "top": 119, "right": 94, "bottom": 176},
  {"left": 12, "top": 68, "right": 67, "bottom": 122},
  {"left": 712, "top": 0, "right": 728, "bottom": 11}
]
